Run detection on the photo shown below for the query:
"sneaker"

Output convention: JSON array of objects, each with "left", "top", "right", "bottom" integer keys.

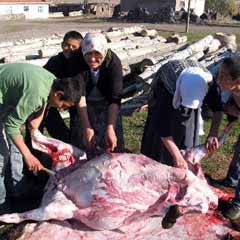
[
  {"left": 222, "top": 202, "right": 240, "bottom": 220},
  {"left": 161, "top": 205, "right": 181, "bottom": 229}
]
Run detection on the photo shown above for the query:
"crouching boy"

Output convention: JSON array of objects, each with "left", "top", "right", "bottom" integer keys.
[{"left": 0, "top": 63, "right": 84, "bottom": 213}]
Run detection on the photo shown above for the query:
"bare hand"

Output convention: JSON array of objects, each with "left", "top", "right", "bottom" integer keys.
[
  {"left": 25, "top": 154, "right": 44, "bottom": 172},
  {"left": 174, "top": 155, "right": 188, "bottom": 170},
  {"left": 83, "top": 128, "right": 96, "bottom": 150},
  {"left": 181, "top": 149, "right": 194, "bottom": 164},
  {"left": 105, "top": 126, "right": 117, "bottom": 152},
  {"left": 205, "top": 136, "right": 219, "bottom": 153}
]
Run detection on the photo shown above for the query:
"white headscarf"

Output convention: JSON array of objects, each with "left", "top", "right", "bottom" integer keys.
[
  {"left": 173, "top": 67, "right": 212, "bottom": 109},
  {"left": 81, "top": 32, "right": 108, "bottom": 59}
]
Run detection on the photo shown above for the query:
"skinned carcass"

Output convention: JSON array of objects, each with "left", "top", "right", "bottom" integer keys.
[
  {"left": 0, "top": 151, "right": 218, "bottom": 229},
  {"left": 0, "top": 131, "right": 219, "bottom": 230}
]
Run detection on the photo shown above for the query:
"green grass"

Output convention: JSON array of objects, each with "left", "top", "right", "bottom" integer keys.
[
  {"left": 123, "top": 111, "right": 147, "bottom": 153},
  {"left": 159, "top": 31, "right": 211, "bottom": 43},
  {"left": 159, "top": 30, "right": 240, "bottom": 48},
  {"left": 188, "top": 31, "right": 240, "bottom": 49},
  {"left": 187, "top": 32, "right": 209, "bottom": 43}
]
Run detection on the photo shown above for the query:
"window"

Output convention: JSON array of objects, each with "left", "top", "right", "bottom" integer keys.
[
  {"left": 24, "top": 6, "right": 29, "bottom": 11},
  {"left": 38, "top": 6, "right": 44, "bottom": 13}
]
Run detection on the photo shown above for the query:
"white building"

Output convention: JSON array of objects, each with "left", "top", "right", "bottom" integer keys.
[{"left": 0, "top": 0, "right": 49, "bottom": 19}]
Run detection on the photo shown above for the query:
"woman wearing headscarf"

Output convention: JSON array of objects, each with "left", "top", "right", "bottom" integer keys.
[
  {"left": 141, "top": 59, "right": 223, "bottom": 169},
  {"left": 73, "top": 32, "right": 124, "bottom": 157}
]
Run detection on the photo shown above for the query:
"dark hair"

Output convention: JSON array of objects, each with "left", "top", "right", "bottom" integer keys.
[
  {"left": 222, "top": 56, "right": 240, "bottom": 81},
  {"left": 63, "top": 31, "right": 83, "bottom": 42},
  {"left": 52, "top": 76, "right": 84, "bottom": 103}
]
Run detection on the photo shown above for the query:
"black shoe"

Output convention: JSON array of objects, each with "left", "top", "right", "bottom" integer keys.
[
  {"left": 222, "top": 202, "right": 240, "bottom": 220},
  {"left": 218, "top": 198, "right": 234, "bottom": 212},
  {"left": 223, "top": 233, "right": 234, "bottom": 240},
  {"left": 208, "top": 178, "right": 236, "bottom": 189},
  {"left": 161, "top": 205, "right": 181, "bottom": 229}
]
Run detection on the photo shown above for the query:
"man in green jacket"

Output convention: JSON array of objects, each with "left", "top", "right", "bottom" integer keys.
[{"left": 0, "top": 63, "right": 84, "bottom": 213}]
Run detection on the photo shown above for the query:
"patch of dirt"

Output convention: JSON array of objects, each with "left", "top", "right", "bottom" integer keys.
[{"left": 0, "top": 17, "right": 239, "bottom": 41}]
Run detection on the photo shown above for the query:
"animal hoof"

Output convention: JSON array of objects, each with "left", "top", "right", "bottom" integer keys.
[
  {"left": 161, "top": 205, "right": 181, "bottom": 229},
  {"left": 223, "top": 232, "right": 233, "bottom": 240}
]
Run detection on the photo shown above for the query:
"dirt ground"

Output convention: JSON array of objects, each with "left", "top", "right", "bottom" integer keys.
[{"left": 0, "top": 17, "right": 240, "bottom": 41}]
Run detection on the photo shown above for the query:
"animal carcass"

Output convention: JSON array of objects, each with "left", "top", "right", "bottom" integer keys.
[{"left": 0, "top": 131, "right": 218, "bottom": 231}]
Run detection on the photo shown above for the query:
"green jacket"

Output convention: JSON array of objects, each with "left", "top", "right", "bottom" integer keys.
[{"left": 0, "top": 63, "right": 55, "bottom": 138}]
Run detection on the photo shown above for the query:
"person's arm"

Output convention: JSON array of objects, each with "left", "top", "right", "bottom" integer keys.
[
  {"left": 204, "top": 80, "right": 223, "bottom": 152},
  {"left": 27, "top": 105, "right": 47, "bottom": 133},
  {"left": 208, "top": 111, "right": 223, "bottom": 137},
  {"left": 12, "top": 135, "right": 44, "bottom": 172},
  {"left": 161, "top": 136, "right": 188, "bottom": 169},
  {"left": 152, "top": 84, "right": 187, "bottom": 168},
  {"left": 77, "top": 96, "right": 96, "bottom": 149},
  {"left": 104, "top": 52, "right": 123, "bottom": 151},
  {"left": 105, "top": 103, "right": 119, "bottom": 151},
  {"left": 206, "top": 111, "right": 223, "bottom": 152},
  {"left": 5, "top": 102, "right": 47, "bottom": 172},
  {"left": 23, "top": 105, "right": 48, "bottom": 171}
]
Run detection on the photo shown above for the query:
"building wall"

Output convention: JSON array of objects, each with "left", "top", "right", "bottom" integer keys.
[
  {"left": 175, "top": 0, "right": 205, "bottom": 16},
  {"left": 190, "top": 0, "right": 205, "bottom": 16},
  {"left": 121, "top": 0, "right": 205, "bottom": 16},
  {"left": 175, "top": 0, "right": 186, "bottom": 11},
  {"left": 86, "top": 2, "right": 114, "bottom": 17},
  {"left": 0, "top": 3, "right": 49, "bottom": 19},
  {"left": 120, "top": 0, "right": 138, "bottom": 11},
  {"left": 137, "top": 0, "right": 175, "bottom": 12}
]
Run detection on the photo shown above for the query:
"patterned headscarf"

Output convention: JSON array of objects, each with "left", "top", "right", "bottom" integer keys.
[{"left": 81, "top": 32, "right": 108, "bottom": 59}]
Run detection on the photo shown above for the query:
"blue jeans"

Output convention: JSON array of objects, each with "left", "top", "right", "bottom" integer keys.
[
  {"left": 0, "top": 119, "right": 10, "bottom": 204},
  {"left": 0, "top": 106, "right": 29, "bottom": 204},
  {"left": 235, "top": 181, "right": 240, "bottom": 205},
  {"left": 226, "top": 136, "right": 240, "bottom": 187},
  {"left": 226, "top": 136, "right": 240, "bottom": 204}
]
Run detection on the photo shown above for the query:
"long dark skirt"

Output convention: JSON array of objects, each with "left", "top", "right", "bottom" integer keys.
[{"left": 141, "top": 106, "right": 199, "bottom": 167}]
